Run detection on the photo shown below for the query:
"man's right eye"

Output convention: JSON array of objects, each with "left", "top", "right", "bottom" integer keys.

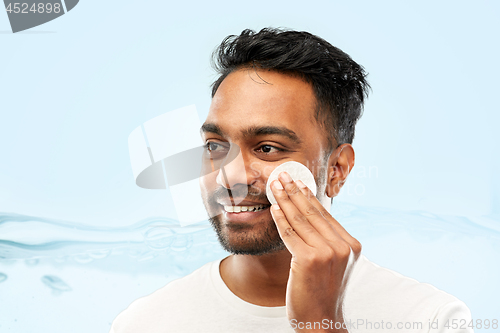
[
  {"left": 204, "top": 142, "right": 230, "bottom": 158},
  {"left": 205, "top": 142, "right": 224, "bottom": 151}
]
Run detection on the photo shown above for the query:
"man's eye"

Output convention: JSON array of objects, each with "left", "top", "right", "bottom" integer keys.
[
  {"left": 257, "top": 145, "right": 283, "bottom": 154},
  {"left": 206, "top": 142, "right": 222, "bottom": 151},
  {"left": 205, "top": 142, "right": 229, "bottom": 154}
]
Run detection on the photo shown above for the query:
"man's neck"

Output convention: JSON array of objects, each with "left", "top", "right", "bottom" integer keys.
[{"left": 219, "top": 250, "right": 292, "bottom": 307}]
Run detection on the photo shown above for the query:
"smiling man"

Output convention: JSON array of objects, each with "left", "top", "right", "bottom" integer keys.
[{"left": 110, "top": 28, "right": 472, "bottom": 333}]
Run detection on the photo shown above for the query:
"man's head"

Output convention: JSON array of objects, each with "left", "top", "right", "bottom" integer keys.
[{"left": 200, "top": 28, "right": 369, "bottom": 256}]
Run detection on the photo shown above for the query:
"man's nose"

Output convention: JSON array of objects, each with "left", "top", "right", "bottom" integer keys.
[{"left": 216, "top": 148, "right": 251, "bottom": 192}]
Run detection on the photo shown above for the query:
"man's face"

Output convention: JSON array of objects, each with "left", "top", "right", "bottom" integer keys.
[{"left": 200, "top": 68, "right": 330, "bottom": 255}]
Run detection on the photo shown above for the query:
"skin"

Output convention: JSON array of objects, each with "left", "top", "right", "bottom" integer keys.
[{"left": 199, "top": 68, "right": 361, "bottom": 333}]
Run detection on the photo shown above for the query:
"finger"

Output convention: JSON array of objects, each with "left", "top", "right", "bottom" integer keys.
[
  {"left": 276, "top": 172, "right": 345, "bottom": 244},
  {"left": 295, "top": 179, "right": 362, "bottom": 257},
  {"left": 289, "top": 179, "right": 343, "bottom": 242},
  {"left": 269, "top": 204, "right": 310, "bottom": 256},
  {"left": 271, "top": 178, "right": 331, "bottom": 248}
]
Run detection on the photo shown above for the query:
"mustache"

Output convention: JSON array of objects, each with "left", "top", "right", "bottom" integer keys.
[{"left": 210, "top": 185, "right": 269, "bottom": 204}]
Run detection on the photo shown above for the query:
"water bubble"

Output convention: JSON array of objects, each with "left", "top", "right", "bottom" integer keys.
[
  {"left": 53, "top": 256, "right": 68, "bottom": 264},
  {"left": 137, "top": 251, "right": 157, "bottom": 262},
  {"left": 0, "top": 272, "right": 7, "bottom": 283},
  {"left": 144, "top": 227, "right": 176, "bottom": 250},
  {"left": 25, "top": 258, "right": 39, "bottom": 266},
  {"left": 41, "top": 275, "right": 71, "bottom": 294},
  {"left": 88, "top": 249, "right": 111, "bottom": 260},
  {"left": 73, "top": 254, "right": 93, "bottom": 264},
  {"left": 171, "top": 235, "right": 192, "bottom": 252}
]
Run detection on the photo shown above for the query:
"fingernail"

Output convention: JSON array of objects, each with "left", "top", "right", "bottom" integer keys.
[
  {"left": 296, "top": 180, "right": 307, "bottom": 189},
  {"left": 280, "top": 171, "right": 292, "bottom": 183},
  {"left": 273, "top": 180, "right": 283, "bottom": 190},
  {"left": 272, "top": 204, "right": 281, "bottom": 211}
]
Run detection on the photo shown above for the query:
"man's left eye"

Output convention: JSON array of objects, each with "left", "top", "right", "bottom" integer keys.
[{"left": 257, "top": 145, "right": 283, "bottom": 154}]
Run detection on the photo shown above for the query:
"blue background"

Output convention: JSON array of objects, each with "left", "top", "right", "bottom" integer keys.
[{"left": 0, "top": 1, "right": 499, "bottom": 332}]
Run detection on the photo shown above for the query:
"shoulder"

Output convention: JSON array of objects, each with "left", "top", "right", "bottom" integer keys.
[
  {"left": 110, "top": 260, "right": 217, "bottom": 333},
  {"left": 345, "top": 255, "right": 472, "bottom": 328},
  {"left": 348, "top": 255, "right": 455, "bottom": 297}
]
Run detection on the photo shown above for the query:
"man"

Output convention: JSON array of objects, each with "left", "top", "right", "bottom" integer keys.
[{"left": 110, "top": 28, "right": 472, "bottom": 332}]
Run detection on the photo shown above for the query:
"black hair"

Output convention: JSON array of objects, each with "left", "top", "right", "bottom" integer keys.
[{"left": 211, "top": 27, "right": 370, "bottom": 155}]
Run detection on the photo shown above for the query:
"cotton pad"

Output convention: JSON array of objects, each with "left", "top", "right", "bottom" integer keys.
[{"left": 266, "top": 161, "right": 317, "bottom": 205}]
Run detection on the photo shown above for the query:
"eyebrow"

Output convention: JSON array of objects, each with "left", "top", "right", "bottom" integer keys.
[{"left": 200, "top": 123, "right": 302, "bottom": 145}]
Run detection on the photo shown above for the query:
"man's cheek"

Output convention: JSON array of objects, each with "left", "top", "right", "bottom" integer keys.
[
  {"left": 200, "top": 169, "right": 218, "bottom": 188},
  {"left": 201, "top": 174, "right": 226, "bottom": 207},
  {"left": 199, "top": 175, "right": 215, "bottom": 204},
  {"left": 262, "top": 164, "right": 276, "bottom": 179},
  {"left": 249, "top": 161, "right": 262, "bottom": 178},
  {"left": 249, "top": 161, "right": 277, "bottom": 184}
]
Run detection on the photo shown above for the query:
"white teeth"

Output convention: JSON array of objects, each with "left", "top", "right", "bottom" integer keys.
[{"left": 223, "top": 204, "right": 269, "bottom": 213}]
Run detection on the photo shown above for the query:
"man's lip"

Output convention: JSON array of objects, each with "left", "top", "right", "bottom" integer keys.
[{"left": 217, "top": 200, "right": 270, "bottom": 206}]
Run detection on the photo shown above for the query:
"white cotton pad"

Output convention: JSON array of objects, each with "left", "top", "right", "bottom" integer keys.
[{"left": 266, "top": 161, "right": 317, "bottom": 205}]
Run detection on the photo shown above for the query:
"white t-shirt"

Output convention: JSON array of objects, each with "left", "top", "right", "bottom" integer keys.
[{"left": 110, "top": 255, "right": 473, "bottom": 333}]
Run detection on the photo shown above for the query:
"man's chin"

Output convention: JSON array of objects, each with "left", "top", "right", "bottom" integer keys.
[
  {"left": 219, "top": 240, "right": 286, "bottom": 256},
  {"left": 208, "top": 216, "right": 285, "bottom": 255}
]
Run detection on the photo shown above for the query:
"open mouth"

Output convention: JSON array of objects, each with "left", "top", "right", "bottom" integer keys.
[{"left": 223, "top": 204, "right": 271, "bottom": 213}]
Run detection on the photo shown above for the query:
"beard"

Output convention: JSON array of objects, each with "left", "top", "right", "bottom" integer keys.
[
  {"left": 208, "top": 213, "right": 286, "bottom": 256},
  {"left": 205, "top": 184, "right": 286, "bottom": 256},
  {"left": 202, "top": 163, "right": 327, "bottom": 256}
]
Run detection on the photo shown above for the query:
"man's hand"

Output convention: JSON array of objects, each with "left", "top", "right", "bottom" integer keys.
[{"left": 270, "top": 171, "right": 362, "bottom": 333}]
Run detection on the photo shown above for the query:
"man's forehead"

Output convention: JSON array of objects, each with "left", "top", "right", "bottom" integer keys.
[{"left": 209, "top": 69, "right": 317, "bottom": 115}]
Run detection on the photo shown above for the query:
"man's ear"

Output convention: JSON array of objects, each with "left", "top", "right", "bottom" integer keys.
[{"left": 325, "top": 143, "right": 355, "bottom": 198}]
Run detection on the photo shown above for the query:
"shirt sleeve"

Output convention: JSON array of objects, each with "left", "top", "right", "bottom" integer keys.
[{"left": 431, "top": 300, "right": 474, "bottom": 333}]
